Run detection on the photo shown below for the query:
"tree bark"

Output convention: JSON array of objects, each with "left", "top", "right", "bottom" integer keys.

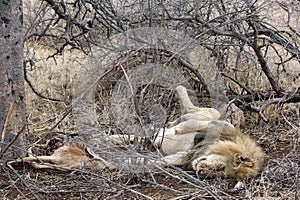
[{"left": 0, "top": 0, "right": 26, "bottom": 159}]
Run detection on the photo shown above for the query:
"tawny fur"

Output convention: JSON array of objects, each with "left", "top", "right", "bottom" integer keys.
[
  {"left": 7, "top": 85, "right": 264, "bottom": 181},
  {"left": 108, "top": 85, "right": 265, "bottom": 180},
  {"left": 189, "top": 121, "right": 265, "bottom": 180},
  {"left": 167, "top": 86, "right": 221, "bottom": 128},
  {"left": 8, "top": 136, "right": 114, "bottom": 171}
]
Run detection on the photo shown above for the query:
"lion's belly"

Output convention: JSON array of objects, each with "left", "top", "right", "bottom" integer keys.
[{"left": 154, "top": 128, "right": 198, "bottom": 155}]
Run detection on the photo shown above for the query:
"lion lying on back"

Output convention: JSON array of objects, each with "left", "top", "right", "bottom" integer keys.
[
  {"left": 163, "top": 85, "right": 265, "bottom": 180},
  {"left": 109, "top": 85, "right": 265, "bottom": 180},
  {"left": 7, "top": 85, "right": 264, "bottom": 181}
]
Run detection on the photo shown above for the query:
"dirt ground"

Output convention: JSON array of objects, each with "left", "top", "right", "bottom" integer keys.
[{"left": 1, "top": 110, "right": 299, "bottom": 200}]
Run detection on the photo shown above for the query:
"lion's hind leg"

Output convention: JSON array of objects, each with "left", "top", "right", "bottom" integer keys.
[{"left": 124, "top": 151, "right": 190, "bottom": 168}]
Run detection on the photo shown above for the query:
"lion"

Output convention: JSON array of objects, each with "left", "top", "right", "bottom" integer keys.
[
  {"left": 108, "top": 85, "right": 265, "bottom": 181},
  {"left": 6, "top": 85, "right": 265, "bottom": 182}
]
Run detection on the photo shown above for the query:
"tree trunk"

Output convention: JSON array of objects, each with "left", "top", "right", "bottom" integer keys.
[{"left": 0, "top": 0, "right": 26, "bottom": 159}]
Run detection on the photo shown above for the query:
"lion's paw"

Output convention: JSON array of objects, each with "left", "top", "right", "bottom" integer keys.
[{"left": 192, "top": 155, "right": 227, "bottom": 178}]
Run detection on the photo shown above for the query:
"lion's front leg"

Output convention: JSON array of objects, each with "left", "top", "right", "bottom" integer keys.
[
  {"left": 161, "top": 151, "right": 190, "bottom": 166},
  {"left": 167, "top": 111, "right": 219, "bottom": 128},
  {"left": 191, "top": 154, "right": 230, "bottom": 178},
  {"left": 175, "top": 86, "right": 221, "bottom": 118}
]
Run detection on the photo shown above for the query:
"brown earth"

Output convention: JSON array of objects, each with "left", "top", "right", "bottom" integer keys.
[{"left": 1, "top": 111, "right": 299, "bottom": 199}]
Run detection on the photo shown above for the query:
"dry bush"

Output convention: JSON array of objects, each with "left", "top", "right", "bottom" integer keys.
[
  {"left": 1, "top": 0, "right": 299, "bottom": 199},
  {"left": 12, "top": 42, "right": 298, "bottom": 199},
  {"left": 24, "top": 44, "right": 84, "bottom": 138}
]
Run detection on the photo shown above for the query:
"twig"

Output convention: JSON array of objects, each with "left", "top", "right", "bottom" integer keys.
[
  {"left": 281, "top": 114, "right": 299, "bottom": 131},
  {"left": 120, "top": 64, "right": 141, "bottom": 116},
  {"left": 221, "top": 72, "right": 252, "bottom": 95},
  {"left": 248, "top": 21, "right": 284, "bottom": 96},
  {"left": 6, "top": 162, "right": 41, "bottom": 200},
  {"left": 24, "top": 61, "right": 63, "bottom": 103},
  {"left": 250, "top": 98, "right": 282, "bottom": 123},
  {"left": 0, "top": 123, "right": 27, "bottom": 159},
  {"left": 150, "top": 164, "right": 228, "bottom": 199},
  {"left": 69, "top": 168, "right": 154, "bottom": 199},
  {"left": 0, "top": 103, "right": 14, "bottom": 153},
  {"left": 48, "top": 107, "right": 72, "bottom": 133},
  {"left": 220, "top": 98, "right": 238, "bottom": 119}
]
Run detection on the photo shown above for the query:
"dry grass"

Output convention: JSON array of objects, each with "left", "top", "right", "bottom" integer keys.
[
  {"left": 0, "top": 44, "right": 299, "bottom": 199},
  {"left": 24, "top": 45, "right": 84, "bottom": 137},
  {"left": 1, "top": 1, "right": 299, "bottom": 197},
  {"left": 0, "top": 119, "right": 299, "bottom": 199}
]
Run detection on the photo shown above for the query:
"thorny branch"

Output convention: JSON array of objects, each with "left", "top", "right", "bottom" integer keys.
[
  {"left": 23, "top": 0, "right": 300, "bottom": 121},
  {"left": 1, "top": 2, "right": 297, "bottom": 199}
]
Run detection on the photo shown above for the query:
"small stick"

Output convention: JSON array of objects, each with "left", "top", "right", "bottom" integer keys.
[
  {"left": 0, "top": 103, "right": 14, "bottom": 152},
  {"left": 0, "top": 123, "right": 27, "bottom": 159}
]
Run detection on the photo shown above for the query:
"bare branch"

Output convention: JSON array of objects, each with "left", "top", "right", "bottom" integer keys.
[{"left": 250, "top": 98, "right": 283, "bottom": 123}]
